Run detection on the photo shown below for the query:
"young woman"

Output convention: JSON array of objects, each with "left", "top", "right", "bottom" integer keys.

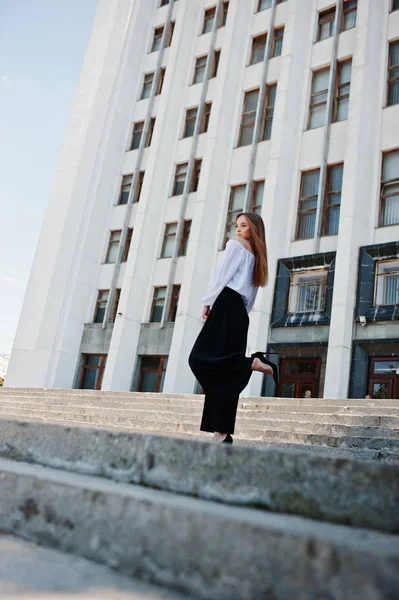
[{"left": 188, "top": 212, "right": 278, "bottom": 444}]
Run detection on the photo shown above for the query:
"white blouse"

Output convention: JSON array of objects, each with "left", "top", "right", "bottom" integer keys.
[{"left": 201, "top": 238, "right": 258, "bottom": 313}]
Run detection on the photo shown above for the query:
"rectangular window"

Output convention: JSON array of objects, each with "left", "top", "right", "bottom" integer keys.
[
  {"left": 342, "top": 0, "right": 357, "bottom": 30},
  {"left": 261, "top": 83, "right": 277, "bottom": 141},
  {"left": 238, "top": 89, "right": 259, "bottom": 147},
  {"left": 225, "top": 185, "right": 246, "bottom": 243},
  {"left": 150, "top": 287, "right": 167, "bottom": 322},
  {"left": 380, "top": 150, "right": 399, "bottom": 226},
  {"left": 257, "top": 0, "right": 272, "bottom": 11},
  {"left": 392, "top": 0, "right": 399, "bottom": 11},
  {"left": 168, "top": 285, "right": 181, "bottom": 322},
  {"left": 192, "top": 159, "right": 202, "bottom": 192},
  {"left": 250, "top": 33, "right": 267, "bottom": 65},
  {"left": 179, "top": 220, "right": 192, "bottom": 256},
  {"left": 250, "top": 181, "right": 265, "bottom": 215},
  {"left": 277, "top": 0, "right": 288, "bottom": 3},
  {"left": 147, "top": 117, "right": 156, "bottom": 146},
  {"left": 141, "top": 72, "right": 154, "bottom": 99},
  {"left": 131, "top": 121, "right": 144, "bottom": 150},
  {"left": 202, "top": 102, "right": 212, "bottom": 132},
  {"left": 375, "top": 260, "right": 399, "bottom": 306},
  {"left": 272, "top": 27, "right": 284, "bottom": 57},
  {"left": 184, "top": 107, "right": 198, "bottom": 137},
  {"left": 308, "top": 67, "right": 330, "bottom": 129},
  {"left": 79, "top": 354, "right": 107, "bottom": 390},
  {"left": 110, "top": 288, "right": 121, "bottom": 323},
  {"left": 221, "top": 1, "right": 229, "bottom": 27},
  {"left": 317, "top": 7, "right": 336, "bottom": 41},
  {"left": 121, "top": 228, "right": 133, "bottom": 262},
  {"left": 193, "top": 55, "right": 207, "bottom": 84},
  {"left": 388, "top": 41, "right": 399, "bottom": 107},
  {"left": 212, "top": 50, "right": 221, "bottom": 77},
  {"left": 323, "top": 163, "right": 343, "bottom": 236},
  {"left": 137, "top": 356, "right": 168, "bottom": 392},
  {"left": 173, "top": 163, "right": 188, "bottom": 195},
  {"left": 152, "top": 26, "right": 163, "bottom": 52},
  {"left": 135, "top": 171, "right": 145, "bottom": 203},
  {"left": 161, "top": 223, "right": 178, "bottom": 258},
  {"left": 157, "top": 68, "right": 166, "bottom": 95},
  {"left": 289, "top": 270, "right": 327, "bottom": 313},
  {"left": 296, "top": 170, "right": 320, "bottom": 240},
  {"left": 105, "top": 230, "right": 121, "bottom": 263},
  {"left": 93, "top": 290, "right": 109, "bottom": 323},
  {"left": 203, "top": 6, "right": 216, "bottom": 34},
  {"left": 334, "top": 59, "right": 352, "bottom": 122},
  {"left": 118, "top": 175, "right": 132, "bottom": 205}
]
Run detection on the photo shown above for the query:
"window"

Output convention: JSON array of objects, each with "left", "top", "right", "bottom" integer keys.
[
  {"left": 277, "top": 0, "right": 288, "bottom": 3},
  {"left": 317, "top": 7, "right": 336, "bottom": 41},
  {"left": 152, "top": 26, "right": 164, "bottom": 52},
  {"left": 288, "top": 270, "right": 327, "bottom": 313},
  {"left": 334, "top": 60, "right": 352, "bottom": 122},
  {"left": 150, "top": 287, "right": 167, "bottom": 322},
  {"left": 342, "top": 0, "right": 357, "bottom": 30},
  {"left": 296, "top": 170, "right": 320, "bottom": 239},
  {"left": 137, "top": 356, "right": 168, "bottom": 392},
  {"left": 202, "top": 102, "right": 212, "bottom": 132},
  {"left": 105, "top": 230, "right": 121, "bottom": 263},
  {"left": 308, "top": 67, "right": 330, "bottom": 129},
  {"left": 375, "top": 260, "right": 399, "bottom": 305},
  {"left": 157, "top": 68, "right": 166, "bottom": 95},
  {"left": 257, "top": 0, "right": 272, "bottom": 11},
  {"left": 261, "top": 83, "right": 277, "bottom": 140},
  {"left": 388, "top": 41, "right": 399, "bottom": 107},
  {"left": 130, "top": 118, "right": 155, "bottom": 150},
  {"left": 122, "top": 228, "right": 133, "bottom": 262},
  {"left": 192, "top": 159, "right": 202, "bottom": 192},
  {"left": 179, "top": 220, "right": 191, "bottom": 256},
  {"left": 250, "top": 181, "right": 265, "bottom": 215},
  {"left": 118, "top": 175, "right": 132, "bottom": 205},
  {"left": 161, "top": 223, "right": 177, "bottom": 257},
  {"left": 380, "top": 150, "right": 399, "bottom": 226},
  {"left": 193, "top": 55, "right": 207, "bottom": 84},
  {"left": 323, "top": 164, "right": 343, "bottom": 236},
  {"left": 110, "top": 288, "right": 121, "bottom": 322},
  {"left": 147, "top": 117, "right": 156, "bottom": 146},
  {"left": 238, "top": 89, "right": 259, "bottom": 146},
  {"left": 184, "top": 107, "right": 198, "bottom": 137},
  {"left": 225, "top": 185, "right": 246, "bottom": 243},
  {"left": 135, "top": 171, "right": 145, "bottom": 203},
  {"left": 78, "top": 354, "right": 107, "bottom": 390},
  {"left": 173, "top": 163, "right": 188, "bottom": 195},
  {"left": 250, "top": 33, "right": 267, "bottom": 65},
  {"left": 221, "top": 1, "right": 229, "bottom": 26},
  {"left": 168, "top": 285, "right": 181, "bottom": 322},
  {"left": 203, "top": 6, "right": 216, "bottom": 34},
  {"left": 141, "top": 72, "right": 154, "bottom": 99},
  {"left": 272, "top": 27, "right": 284, "bottom": 57},
  {"left": 392, "top": 0, "right": 399, "bottom": 11},
  {"left": 212, "top": 50, "right": 221, "bottom": 77},
  {"left": 93, "top": 290, "right": 108, "bottom": 323}
]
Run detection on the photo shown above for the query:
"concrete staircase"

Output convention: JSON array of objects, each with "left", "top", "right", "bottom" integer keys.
[
  {"left": 0, "top": 413, "right": 398, "bottom": 598},
  {"left": 0, "top": 387, "right": 398, "bottom": 461}
]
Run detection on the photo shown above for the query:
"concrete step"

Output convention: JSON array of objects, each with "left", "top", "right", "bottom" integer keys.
[
  {"left": 1, "top": 457, "right": 398, "bottom": 600},
  {"left": 1, "top": 418, "right": 398, "bottom": 534},
  {"left": 0, "top": 534, "right": 185, "bottom": 599},
  {"left": 1, "top": 406, "right": 398, "bottom": 442},
  {"left": 1, "top": 398, "right": 399, "bottom": 426}
]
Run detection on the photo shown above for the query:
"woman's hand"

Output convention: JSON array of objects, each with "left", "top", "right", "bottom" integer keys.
[{"left": 202, "top": 305, "right": 210, "bottom": 321}]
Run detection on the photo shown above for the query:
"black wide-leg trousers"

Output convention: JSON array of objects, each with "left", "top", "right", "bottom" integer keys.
[{"left": 188, "top": 286, "right": 253, "bottom": 434}]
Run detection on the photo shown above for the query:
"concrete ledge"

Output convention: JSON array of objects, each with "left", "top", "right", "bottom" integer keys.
[
  {"left": 1, "top": 419, "right": 398, "bottom": 533},
  {"left": 1, "top": 458, "right": 398, "bottom": 600}
]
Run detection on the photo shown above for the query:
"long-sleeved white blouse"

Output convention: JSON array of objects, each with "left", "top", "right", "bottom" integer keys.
[{"left": 201, "top": 238, "right": 258, "bottom": 313}]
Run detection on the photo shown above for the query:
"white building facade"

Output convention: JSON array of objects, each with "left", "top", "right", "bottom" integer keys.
[{"left": 6, "top": 0, "right": 399, "bottom": 399}]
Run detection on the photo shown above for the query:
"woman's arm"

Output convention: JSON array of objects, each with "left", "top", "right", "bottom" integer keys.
[{"left": 201, "top": 239, "right": 245, "bottom": 308}]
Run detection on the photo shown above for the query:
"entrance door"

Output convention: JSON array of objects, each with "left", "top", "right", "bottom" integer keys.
[
  {"left": 278, "top": 358, "right": 320, "bottom": 398},
  {"left": 368, "top": 357, "right": 399, "bottom": 399}
]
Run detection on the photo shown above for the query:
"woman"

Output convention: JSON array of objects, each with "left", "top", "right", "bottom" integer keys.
[{"left": 188, "top": 212, "right": 279, "bottom": 444}]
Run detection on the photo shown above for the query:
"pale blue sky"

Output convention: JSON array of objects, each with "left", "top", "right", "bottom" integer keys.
[{"left": 0, "top": 0, "right": 98, "bottom": 354}]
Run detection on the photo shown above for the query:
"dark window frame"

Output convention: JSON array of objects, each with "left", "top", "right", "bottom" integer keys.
[
  {"left": 161, "top": 222, "right": 178, "bottom": 258},
  {"left": 78, "top": 354, "right": 107, "bottom": 390},
  {"left": 137, "top": 355, "right": 168, "bottom": 392}
]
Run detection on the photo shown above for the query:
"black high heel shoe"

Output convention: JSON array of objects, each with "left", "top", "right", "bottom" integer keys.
[
  {"left": 222, "top": 434, "right": 233, "bottom": 444},
  {"left": 251, "top": 352, "right": 279, "bottom": 386}
]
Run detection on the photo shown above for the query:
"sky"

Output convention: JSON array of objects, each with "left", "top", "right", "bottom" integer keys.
[{"left": 0, "top": 0, "right": 98, "bottom": 354}]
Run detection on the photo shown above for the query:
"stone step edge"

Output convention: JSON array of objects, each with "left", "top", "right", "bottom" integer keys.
[
  {"left": 1, "top": 457, "right": 399, "bottom": 600},
  {"left": 1, "top": 409, "right": 399, "bottom": 440}
]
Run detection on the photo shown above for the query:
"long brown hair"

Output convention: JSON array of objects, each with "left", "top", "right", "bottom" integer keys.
[{"left": 236, "top": 212, "right": 268, "bottom": 287}]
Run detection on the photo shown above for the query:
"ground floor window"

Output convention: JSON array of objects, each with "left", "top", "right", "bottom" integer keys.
[
  {"left": 78, "top": 354, "right": 107, "bottom": 390},
  {"left": 137, "top": 355, "right": 168, "bottom": 392},
  {"left": 368, "top": 357, "right": 399, "bottom": 399}
]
